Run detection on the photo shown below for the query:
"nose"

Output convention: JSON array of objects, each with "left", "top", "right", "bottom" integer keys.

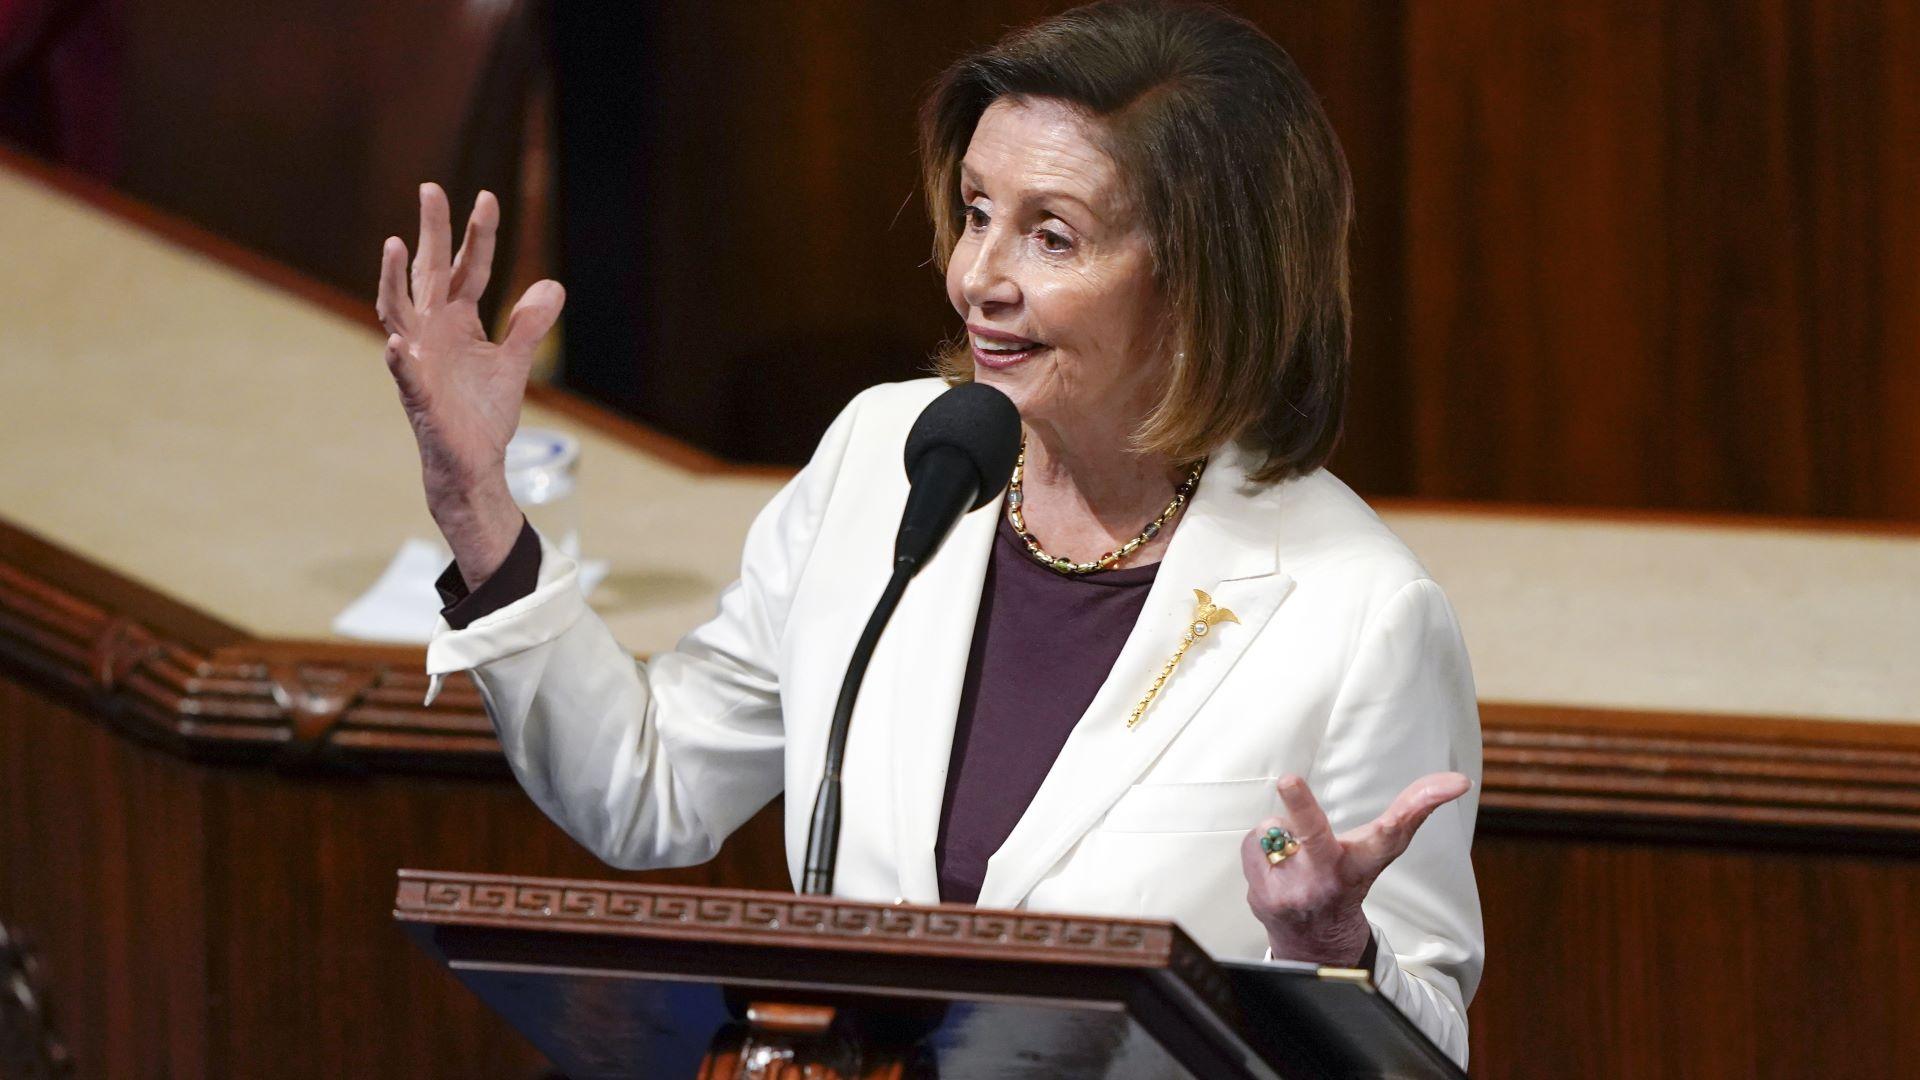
[{"left": 959, "top": 229, "right": 1020, "bottom": 310}]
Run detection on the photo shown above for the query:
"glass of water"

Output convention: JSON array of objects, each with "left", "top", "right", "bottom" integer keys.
[{"left": 504, "top": 427, "right": 583, "bottom": 560}]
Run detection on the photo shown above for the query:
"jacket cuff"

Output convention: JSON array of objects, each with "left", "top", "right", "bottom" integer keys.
[
  {"left": 435, "top": 515, "right": 540, "bottom": 629},
  {"left": 1260, "top": 927, "right": 1376, "bottom": 971},
  {"left": 422, "top": 522, "right": 586, "bottom": 706}
]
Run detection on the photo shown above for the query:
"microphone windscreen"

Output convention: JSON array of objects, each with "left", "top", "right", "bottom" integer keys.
[{"left": 902, "top": 383, "right": 1022, "bottom": 510}]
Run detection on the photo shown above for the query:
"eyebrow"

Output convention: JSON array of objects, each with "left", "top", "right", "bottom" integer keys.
[{"left": 960, "top": 164, "right": 1100, "bottom": 221}]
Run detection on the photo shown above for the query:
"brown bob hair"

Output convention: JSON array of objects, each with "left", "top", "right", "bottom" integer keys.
[{"left": 919, "top": 0, "right": 1353, "bottom": 483}]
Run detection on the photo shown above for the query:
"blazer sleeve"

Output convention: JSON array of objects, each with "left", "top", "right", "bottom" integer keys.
[
  {"left": 1295, "top": 575, "right": 1485, "bottom": 1069},
  {"left": 419, "top": 392, "right": 865, "bottom": 870}
]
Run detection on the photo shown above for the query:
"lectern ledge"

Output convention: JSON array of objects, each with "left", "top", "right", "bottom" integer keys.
[{"left": 396, "top": 869, "right": 1462, "bottom": 1079}]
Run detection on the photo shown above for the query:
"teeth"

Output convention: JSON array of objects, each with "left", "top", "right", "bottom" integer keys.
[{"left": 972, "top": 333, "right": 1042, "bottom": 353}]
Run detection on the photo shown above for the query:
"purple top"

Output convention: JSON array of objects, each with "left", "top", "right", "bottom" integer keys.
[{"left": 932, "top": 513, "right": 1159, "bottom": 903}]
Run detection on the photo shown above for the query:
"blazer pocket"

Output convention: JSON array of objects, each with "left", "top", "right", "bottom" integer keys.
[{"left": 1097, "top": 776, "right": 1281, "bottom": 834}]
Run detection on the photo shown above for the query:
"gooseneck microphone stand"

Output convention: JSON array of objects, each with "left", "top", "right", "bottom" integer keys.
[
  {"left": 799, "top": 558, "right": 913, "bottom": 896},
  {"left": 798, "top": 383, "right": 1020, "bottom": 897}
]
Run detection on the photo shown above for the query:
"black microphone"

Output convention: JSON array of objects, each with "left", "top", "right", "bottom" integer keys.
[
  {"left": 895, "top": 383, "right": 1025, "bottom": 571},
  {"left": 801, "top": 383, "right": 1021, "bottom": 896}
]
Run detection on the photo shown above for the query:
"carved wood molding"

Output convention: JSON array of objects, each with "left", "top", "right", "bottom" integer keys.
[
  {"left": 1479, "top": 702, "right": 1920, "bottom": 842},
  {"left": 0, "top": 554, "right": 501, "bottom": 773},
  {"left": 396, "top": 871, "right": 1254, "bottom": 1053},
  {"left": 393, "top": 871, "right": 1178, "bottom": 966},
  {"left": 5, "top": 525, "right": 1918, "bottom": 840}
]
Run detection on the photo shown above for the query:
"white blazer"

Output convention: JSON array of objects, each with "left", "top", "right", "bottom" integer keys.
[{"left": 424, "top": 378, "right": 1484, "bottom": 1066}]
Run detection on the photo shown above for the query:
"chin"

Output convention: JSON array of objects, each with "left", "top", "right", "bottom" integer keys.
[{"left": 969, "top": 364, "right": 1045, "bottom": 419}]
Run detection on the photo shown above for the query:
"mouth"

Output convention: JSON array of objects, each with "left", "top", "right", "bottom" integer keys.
[{"left": 968, "top": 329, "right": 1050, "bottom": 370}]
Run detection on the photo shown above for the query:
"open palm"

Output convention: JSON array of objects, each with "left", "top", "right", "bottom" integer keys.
[{"left": 377, "top": 182, "right": 564, "bottom": 509}]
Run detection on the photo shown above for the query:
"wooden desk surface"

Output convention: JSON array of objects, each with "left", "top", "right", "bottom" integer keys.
[
  {"left": 1381, "top": 506, "right": 1919, "bottom": 724},
  {"left": 3, "top": 154, "right": 1916, "bottom": 727},
  {"left": 0, "top": 157, "right": 788, "bottom": 659}
]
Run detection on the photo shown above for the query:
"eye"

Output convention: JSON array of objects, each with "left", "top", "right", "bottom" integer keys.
[
  {"left": 1037, "top": 228, "right": 1072, "bottom": 254},
  {"left": 960, "top": 204, "right": 988, "bottom": 231}
]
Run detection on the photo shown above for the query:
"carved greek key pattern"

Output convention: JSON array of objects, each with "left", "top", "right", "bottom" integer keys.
[{"left": 397, "top": 873, "right": 1177, "bottom": 964}]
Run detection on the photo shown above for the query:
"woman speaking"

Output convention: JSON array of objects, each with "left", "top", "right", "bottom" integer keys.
[{"left": 380, "top": 0, "right": 1482, "bottom": 1065}]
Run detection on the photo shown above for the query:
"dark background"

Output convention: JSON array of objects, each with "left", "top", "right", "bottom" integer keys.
[{"left": 8, "top": 0, "right": 1916, "bottom": 515}]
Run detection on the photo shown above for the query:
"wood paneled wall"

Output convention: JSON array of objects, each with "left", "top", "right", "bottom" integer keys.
[
  {"left": 105, "top": 0, "right": 549, "bottom": 327},
  {"left": 0, "top": 669, "right": 790, "bottom": 1078},
  {"left": 1400, "top": 1, "right": 1920, "bottom": 519},
  {"left": 1468, "top": 831, "right": 1920, "bottom": 1079},
  {"left": 64, "top": 1, "right": 1917, "bottom": 518},
  {"left": 541, "top": 0, "right": 1920, "bottom": 521}
]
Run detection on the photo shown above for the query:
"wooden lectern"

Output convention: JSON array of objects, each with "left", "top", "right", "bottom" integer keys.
[{"left": 395, "top": 869, "right": 1461, "bottom": 1079}]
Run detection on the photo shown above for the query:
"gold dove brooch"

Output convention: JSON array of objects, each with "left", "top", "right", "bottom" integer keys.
[{"left": 1127, "top": 588, "right": 1239, "bottom": 730}]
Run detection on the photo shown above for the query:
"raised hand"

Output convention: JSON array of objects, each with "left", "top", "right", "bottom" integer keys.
[
  {"left": 377, "top": 182, "right": 565, "bottom": 586},
  {"left": 1240, "top": 772, "right": 1472, "bottom": 966}
]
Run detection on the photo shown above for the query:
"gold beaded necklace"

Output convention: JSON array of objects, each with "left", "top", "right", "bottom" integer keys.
[{"left": 1005, "top": 434, "right": 1206, "bottom": 575}]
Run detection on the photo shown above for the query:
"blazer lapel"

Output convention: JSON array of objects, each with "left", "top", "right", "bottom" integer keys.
[
  {"left": 881, "top": 495, "right": 999, "bottom": 904},
  {"left": 973, "top": 440, "right": 1295, "bottom": 911}
]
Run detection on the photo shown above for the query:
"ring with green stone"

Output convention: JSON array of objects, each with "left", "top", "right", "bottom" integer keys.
[{"left": 1261, "top": 826, "right": 1300, "bottom": 866}]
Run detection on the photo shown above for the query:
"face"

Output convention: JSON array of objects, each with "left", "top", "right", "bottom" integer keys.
[{"left": 946, "top": 96, "right": 1169, "bottom": 433}]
